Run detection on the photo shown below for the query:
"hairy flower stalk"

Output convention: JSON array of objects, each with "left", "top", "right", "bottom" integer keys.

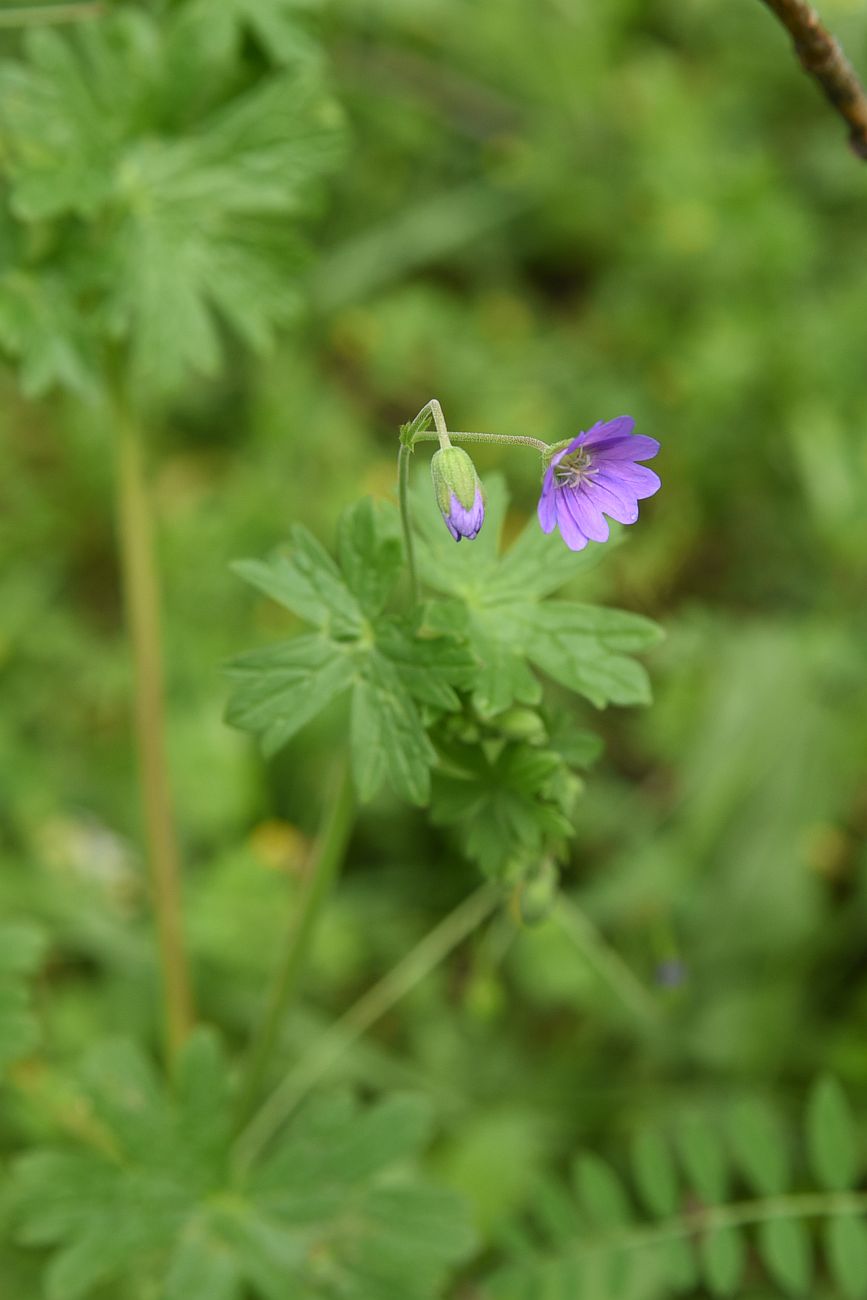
[
  {"left": 538, "top": 415, "right": 660, "bottom": 551},
  {"left": 431, "top": 445, "right": 485, "bottom": 541}
]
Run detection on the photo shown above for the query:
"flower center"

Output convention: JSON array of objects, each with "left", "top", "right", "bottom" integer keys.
[{"left": 554, "top": 448, "right": 593, "bottom": 489}]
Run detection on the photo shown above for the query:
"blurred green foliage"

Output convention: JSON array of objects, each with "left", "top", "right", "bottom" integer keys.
[{"left": 2, "top": 0, "right": 867, "bottom": 1296}]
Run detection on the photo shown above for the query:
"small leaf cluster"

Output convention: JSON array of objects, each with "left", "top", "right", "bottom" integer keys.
[
  {"left": 227, "top": 478, "right": 660, "bottom": 881},
  {"left": 488, "top": 1077, "right": 867, "bottom": 1300},
  {"left": 10, "top": 1031, "right": 474, "bottom": 1300},
  {"left": 0, "top": 0, "right": 342, "bottom": 399}
]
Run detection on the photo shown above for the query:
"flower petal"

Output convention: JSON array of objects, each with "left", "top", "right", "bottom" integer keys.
[
  {"left": 442, "top": 510, "right": 460, "bottom": 541},
  {"left": 582, "top": 415, "right": 635, "bottom": 446},
  {"left": 589, "top": 434, "right": 660, "bottom": 463},
  {"left": 447, "top": 490, "right": 484, "bottom": 540},
  {"left": 554, "top": 494, "right": 589, "bottom": 550},
  {"left": 563, "top": 485, "right": 610, "bottom": 543},
  {"left": 584, "top": 476, "right": 639, "bottom": 525},
  {"left": 537, "top": 466, "right": 558, "bottom": 533},
  {"left": 467, "top": 487, "right": 485, "bottom": 537},
  {"left": 595, "top": 462, "right": 661, "bottom": 499}
]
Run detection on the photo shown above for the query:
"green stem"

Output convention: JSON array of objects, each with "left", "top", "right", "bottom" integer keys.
[
  {"left": 113, "top": 390, "right": 193, "bottom": 1066},
  {"left": 552, "top": 1190, "right": 867, "bottom": 1265},
  {"left": 397, "top": 443, "right": 419, "bottom": 604},
  {"left": 412, "top": 429, "right": 550, "bottom": 453},
  {"left": 235, "top": 765, "right": 356, "bottom": 1128},
  {"left": 553, "top": 896, "right": 660, "bottom": 1027},
  {"left": 426, "top": 398, "right": 451, "bottom": 448},
  {"left": 235, "top": 882, "right": 500, "bottom": 1170},
  {"left": 0, "top": 3, "right": 103, "bottom": 25}
]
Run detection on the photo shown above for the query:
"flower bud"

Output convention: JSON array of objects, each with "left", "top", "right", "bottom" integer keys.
[
  {"left": 515, "top": 859, "right": 559, "bottom": 926},
  {"left": 430, "top": 446, "right": 484, "bottom": 542},
  {"left": 495, "top": 707, "right": 547, "bottom": 745}
]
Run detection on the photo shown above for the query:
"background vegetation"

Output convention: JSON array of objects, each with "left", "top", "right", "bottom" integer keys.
[{"left": 1, "top": 0, "right": 867, "bottom": 1296}]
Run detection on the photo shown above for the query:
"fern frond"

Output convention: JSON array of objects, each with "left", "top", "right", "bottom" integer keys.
[{"left": 486, "top": 1079, "right": 867, "bottom": 1299}]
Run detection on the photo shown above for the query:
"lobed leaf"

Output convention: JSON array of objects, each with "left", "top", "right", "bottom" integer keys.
[
  {"left": 431, "top": 738, "right": 576, "bottom": 878},
  {"left": 180, "top": 0, "right": 323, "bottom": 70},
  {"left": 12, "top": 1035, "right": 474, "bottom": 1300},
  {"left": 0, "top": 7, "right": 343, "bottom": 397},
  {"left": 229, "top": 500, "right": 466, "bottom": 803},
  {"left": 351, "top": 655, "right": 436, "bottom": 806},
  {"left": 226, "top": 636, "right": 356, "bottom": 758}
]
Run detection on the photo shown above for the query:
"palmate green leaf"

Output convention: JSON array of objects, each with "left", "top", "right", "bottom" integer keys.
[
  {"left": 414, "top": 473, "right": 661, "bottom": 715},
  {"left": 337, "top": 500, "right": 404, "bottom": 619},
  {"left": 105, "top": 70, "right": 343, "bottom": 392},
  {"left": 0, "top": 923, "right": 45, "bottom": 1075},
  {"left": 180, "top": 0, "right": 322, "bottom": 67},
  {"left": 0, "top": 17, "right": 154, "bottom": 221},
  {"left": 350, "top": 653, "right": 436, "bottom": 806},
  {"left": 430, "top": 734, "right": 577, "bottom": 878},
  {"left": 226, "top": 635, "right": 356, "bottom": 758},
  {"left": 228, "top": 499, "right": 472, "bottom": 804},
  {"left": 0, "top": 267, "right": 98, "bottom": 399},
  {"left": 12, "top": 1032, "right": 474, "bottom": 1300},
  {"left": 0, "top": 5, "right": 343, "bottom": 397}
]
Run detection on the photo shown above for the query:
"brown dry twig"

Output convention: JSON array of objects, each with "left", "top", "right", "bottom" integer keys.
[{"left": 759, "top": 0, "right": 867, "bottom": 159}]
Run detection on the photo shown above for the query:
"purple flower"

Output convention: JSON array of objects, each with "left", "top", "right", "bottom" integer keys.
[
  {"left": 431, "top": 446, "right": 485, "bottom": 542},
  {"left": 537, "top": 416, "right": 660, "bottom": 551}
]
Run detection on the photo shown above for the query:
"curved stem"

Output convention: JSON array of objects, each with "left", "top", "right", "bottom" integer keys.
[
  {"left": 427, "top": 398, "right": 451, "bottom": 449},
  {"left": 234, "top": 882, "right": 500, "bottom": 1170},
  {"left": 235, "top": 765, "right": 355, "bottom": 1128},
  {"left": 397, "top": 443, "right": 419, "bottom": 604},
  {"left": 412, "top": 429, "right": 550, "bottom": 453},
  {"left": 113, "top": 390, "right": 193, "bottom": 1066}
]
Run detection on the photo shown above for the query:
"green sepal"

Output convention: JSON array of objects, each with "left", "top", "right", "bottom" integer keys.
[{"left": 431, "top": 446, "right": 482, "bottom": 514}]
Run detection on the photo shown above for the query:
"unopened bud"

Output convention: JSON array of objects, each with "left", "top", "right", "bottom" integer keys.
[
  {"left": 496, "top": 708, "right": 547, "bottom": 745},
  {"left": 516, "top": 859, "right": 560, "bottom": 925},
  {"left": 431, "top": 446, "right": 484, "bottom": 542}
]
